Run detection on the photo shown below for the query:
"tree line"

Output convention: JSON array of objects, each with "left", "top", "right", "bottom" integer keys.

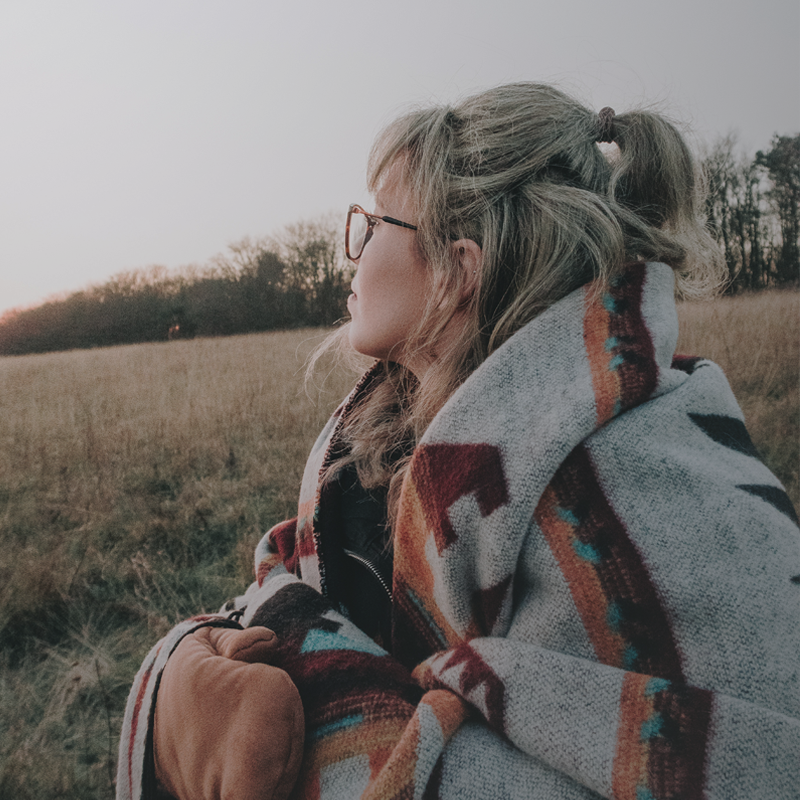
[
  {"left": 0, "top": 216, "right": 354, "bottom": 356},
  {"left": 704, "top": 133, "right": 798, "bottom": 291},
  {"left": 0, "top": 134, "right": 797, "bottom": 357}
]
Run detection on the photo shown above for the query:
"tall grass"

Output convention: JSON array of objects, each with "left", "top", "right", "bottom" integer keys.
[
  {"left": 0, "top": 329, "right": 358, "bottom": 799},
  {"left": 676, "top": 288, "right": 799, "bottom": 505},
  {"left": 0, "top": 290, "right": 797, "bottom": 799}
]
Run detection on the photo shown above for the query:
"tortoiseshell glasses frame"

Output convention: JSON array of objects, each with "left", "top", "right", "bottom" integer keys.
[{"left": 345, "top": 203, "right": 418, "bottom": 262}]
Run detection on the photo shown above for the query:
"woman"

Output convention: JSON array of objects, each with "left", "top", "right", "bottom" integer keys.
[{"left": 118, "top": 83, "right": 799, "bottom": 800}]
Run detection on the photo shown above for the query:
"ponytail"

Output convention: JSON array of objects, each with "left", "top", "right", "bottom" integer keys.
[{"left": 605, "top": 109, "right": 724, "bottom": 295}]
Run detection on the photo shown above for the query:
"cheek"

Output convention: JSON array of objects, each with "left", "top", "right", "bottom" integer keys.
[
  {"left": 348, "top": 273, "right": 429, "bottom": 359},
  {"left": 346, "top": 231, "right": 434, "bottom": 357}
]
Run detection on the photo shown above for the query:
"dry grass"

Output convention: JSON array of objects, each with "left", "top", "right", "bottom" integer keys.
[
  {"left": 0, "top": 331, "right": 356, "bottom": 643},
  {"left": 0, "top": 291, "right": 797, "bottom": 798},
  {"left": 676, "top": 288, "right": 799, "bottom": 507},
  {"left": 0, "top": 328, "right": 357, "bottom": 799}
]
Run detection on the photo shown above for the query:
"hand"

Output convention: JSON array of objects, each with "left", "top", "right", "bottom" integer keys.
[{"left": 153, "top": 625, "right": 304, "bottom": 800}]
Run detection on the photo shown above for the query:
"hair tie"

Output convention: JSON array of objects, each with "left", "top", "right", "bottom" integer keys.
[{"left": 596, "top": 107, "right": 616, "bottom": 143}]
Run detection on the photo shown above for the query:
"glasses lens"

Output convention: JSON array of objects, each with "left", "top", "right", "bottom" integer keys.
[{"left": 348, "top": 210, "right": 368, "bottom": 259}]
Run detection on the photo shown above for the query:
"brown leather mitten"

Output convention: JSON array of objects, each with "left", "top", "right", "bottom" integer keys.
[{"left": 153, "top": 625, "right": 304, "bottom": 800}]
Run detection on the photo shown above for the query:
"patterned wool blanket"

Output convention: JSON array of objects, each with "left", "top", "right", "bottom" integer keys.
[{"left": 118, "top": 262, "right": 800, "bottom": 800}]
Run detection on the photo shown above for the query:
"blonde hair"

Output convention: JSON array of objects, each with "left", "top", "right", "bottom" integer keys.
[{"left": 316, "top": 82, "right": 724, "bottom": 517}]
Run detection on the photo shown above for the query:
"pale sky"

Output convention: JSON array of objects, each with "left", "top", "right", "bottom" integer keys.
[{"left": 1, "top": 0, "right": 797, "bottom": 316}]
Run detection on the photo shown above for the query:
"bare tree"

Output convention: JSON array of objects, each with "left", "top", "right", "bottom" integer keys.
[
  {"left": 269, "top": 213, "right": 354, "bottom": 325},
  {"left": 702, "top": 136, "right": 788, "bottom": 291},
  {"left": 757, "top": 134, "right": 800, "bottom": 285}
]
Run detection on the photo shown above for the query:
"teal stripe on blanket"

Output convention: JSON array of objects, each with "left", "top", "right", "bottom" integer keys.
[
  {"left": 300, "top": 628, "right": 385, "bottom": 656},
  {"left": 308, "top": 714, "right": 364, "bottom": 741}
]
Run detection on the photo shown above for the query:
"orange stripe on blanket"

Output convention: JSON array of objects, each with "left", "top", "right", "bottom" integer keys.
[
  {"left": 368, "top": 746, "right": 396, "bottom": 784},
  {"left": 256, "top": 555, "right": 284, "bottom": 586},
  {"left": 423, "top": 689, "right": 471, "bottom": 739},
  {"left": 361, "top": 690, "right": 469, "bottom": 800},
  {"left": 583, "top": 286, "right": 620, "bottom": 426},
  {"left": 535, "top": 484, "right": 626, "bottom": 667},
  {"left": 296, "top": 496, "right": 317, "bottom": 555},
  {"left": 612, "top": 672, "right": 654, "bottom": 800},
  {"left": 394, "top": 474, "right": 434, "bottom": 592},
  {"left": 304, "top": 717, "right": 412, "bottom": 776},
  {"left": 394, "top": 474, "right": 461, "bottom": 646},
  {"left": 362, "top": 710, "right": 420, "bottom": 799}
]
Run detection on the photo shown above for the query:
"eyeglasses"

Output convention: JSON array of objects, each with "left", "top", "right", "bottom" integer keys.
[{"left": 345, "top": 203, "right": 418, "bottom": 262}]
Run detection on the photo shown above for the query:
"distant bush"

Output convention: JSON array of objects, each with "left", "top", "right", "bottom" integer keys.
[{"left": 0, "top": 215, "right": 354, "bottom": 357}]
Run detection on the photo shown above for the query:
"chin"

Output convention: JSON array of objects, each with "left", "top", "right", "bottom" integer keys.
[
  {"left": 347, "top": 328, "right": 369, "bottom": 357},
  {"left": 346, "top": 324, "right": 359, "bottom": 351},
  {"left": 348, "top": 333, "right": 383, "bottom": 361}
]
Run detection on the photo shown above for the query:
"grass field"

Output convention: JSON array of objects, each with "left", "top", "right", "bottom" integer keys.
[{"left": 0, "top": 289, "right": 797, "bottom": 799}]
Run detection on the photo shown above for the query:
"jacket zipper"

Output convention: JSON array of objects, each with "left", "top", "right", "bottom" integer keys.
[
  {"left": 343, "top": 548, "right": 393, "bottom": 602},
  {"left": 312, "top": 363, "right": 389, "bottom": 601}
]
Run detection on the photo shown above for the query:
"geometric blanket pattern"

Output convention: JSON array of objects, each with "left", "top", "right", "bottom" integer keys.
[{"left": 118, "top": 263, "right": 800, "bottom": 799}]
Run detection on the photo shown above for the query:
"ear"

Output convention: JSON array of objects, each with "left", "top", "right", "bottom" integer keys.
[{"left": 451, "top": 238, "right": 482, "bottom": 303}]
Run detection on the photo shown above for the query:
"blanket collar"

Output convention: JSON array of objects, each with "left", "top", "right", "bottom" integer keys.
[{"left": 296, "top": 263, "right": 682, "bottom": 624}]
